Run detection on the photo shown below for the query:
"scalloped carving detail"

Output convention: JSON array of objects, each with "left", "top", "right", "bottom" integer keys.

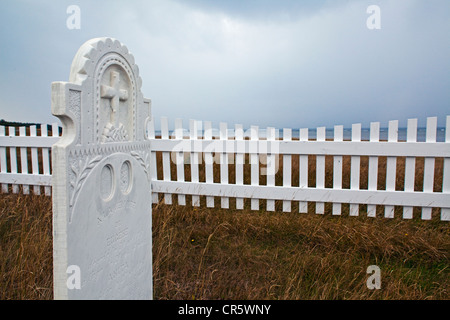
[{"left": 66, "top": 37, "right": 144, "bottom": 144}]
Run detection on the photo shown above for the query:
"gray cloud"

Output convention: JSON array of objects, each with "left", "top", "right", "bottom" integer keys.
[{"left": 0, "top": 0, "right": 449, "bottom": 130}]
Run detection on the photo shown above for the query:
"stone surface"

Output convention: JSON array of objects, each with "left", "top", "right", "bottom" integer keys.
[{"left": 51, "top": 38, "right": 152, "bottom": 299}]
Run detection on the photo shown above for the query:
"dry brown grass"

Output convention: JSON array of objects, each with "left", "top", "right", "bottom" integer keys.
[
  {"left": 0, "top": 193, "right": 53, "bottom": 299},
  {"left": 153, "top": 202, "right": 449, "bottom": 300},
  {"left": 0, "top": 152, "right": 449, "bottom": 300}
]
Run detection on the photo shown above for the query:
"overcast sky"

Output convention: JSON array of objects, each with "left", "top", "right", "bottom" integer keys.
[{"left": 0, "top": 0, "right": 449, "bottom": 129}]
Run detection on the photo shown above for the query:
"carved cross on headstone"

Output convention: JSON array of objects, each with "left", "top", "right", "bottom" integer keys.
[{"left": 101, "top": 70, "right": 129, "bottom": 127}]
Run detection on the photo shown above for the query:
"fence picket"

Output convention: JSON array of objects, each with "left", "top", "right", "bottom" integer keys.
[
  {"left": 299, "top": 128, "right": 308, "bottom": 213},
  {"left": 41, "top": 124, "right": 52, "bottom": 196},
  {"left": 332, "top": 125, "right": 343, "bottom": 215},
  {"left": 266, "top": 127, "right": 276, "bottom": 211},
  {"left": 316, "top": 127, "right": 326, "bottom": 214},
  {"left": 0, "top": 126, "right": 8, "bottom": 193},
  {"left": 50, "top": 123, "right": 59, "bottom": 196},
  {"left": 350, "top": 123, "right": 361, "bottom": 216},
  {"left": 367, "top": 122, "right": 380, "bottom": 217},
  {"left": 30, "top": 125, "right": 40, "bottom": 195},
  {"left": 19, "top": 127, "right": 29, "bottom": 194},
  {"left": 442, "top": 116, "right": 450, "bottom": 221},
  {"left": 190, "top": 120, "right": 200, "bottom": 206},
  {"left": 422, "top": 117, "right": 437, "bottom": 220},
  {"left": 161, "top": 117, "right": 172, "bottom": 205},
  {"left": 220, "top": 122, "right": 229, "bottom": 209},
  {"left": 8, "top": 127, "right": 19, "bottom": 193},
  {"left": 204, "top": 121, "right": 214, "bottom": 208},
  {"left": 283, "top": 128, "right": 292, "bottom": 212},
  {"left": 403, "top": 119, "right": 417, "bottom": 219},
  {"left": 235, "top": 124, "right": 244, "bottom": 210},
  {"left": 384, "top": 120, "right": 398, "bottom": 218},
  {"left": 148, "top": 117, "right": 158, "bottom": 204},
  {"left": 250, "top": 126, "right": 259, "bottom": 210}
]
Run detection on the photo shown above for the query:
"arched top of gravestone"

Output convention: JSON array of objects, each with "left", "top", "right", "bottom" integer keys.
[
  {"left": 69, "top": 37, "right": 141, "bottom": 88},
  {"left": 53, "top": 37, "right": 149, "bottom": 146}
]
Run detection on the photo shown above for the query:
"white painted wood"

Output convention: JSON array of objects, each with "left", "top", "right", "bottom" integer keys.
[
  {"left": 350, "top": 123, "right": 361, "bottom": 216},
  {"left": 422, "top": 117, "right": 437, "bottom": 220},
  {"left": 174, "top": 119, "right": 186, "bottom": 205},
  {"left": 442, "top": 115, "right": 450, "bottom": 221},
  {"left": 41, "top": 125, "right": 51, "bottom": 196},
  {"left": 283, "top": 128, "right": 292, "bottom": 212},
  {"left": 403, "top": 119, "right": 417, "bottom": 219},
  {"left": 48, "top": 123, "right": 59, "bottom": 196},
  {"left": 51, "top": 123, "right": 60, "bottom": 139},
  {"left": 235, "top": 124, "right": 244, "bottom": 210},
  {"left": 203, "top": 121, "right": 214, "bottom": 208},
  {"left": 1, "top": 115, "right": 449, "bottom": 221},
  {"left": 332, "top": 125, "right": 343, "bottom": 215},
  {"left": 266, "top": 127, "right": 276, "bottom": 211},
  {"left": 153, "top": 181, "right": 450, "bottom": 208},
  {"left": 148, "top": 117, "right": 159, "bottom": 204},
  {"left": 0, "top": 135, "right": 59, "bottom": 147},
  {"left": 0, "top": 172, "right": 52, "bottom": 185},
  {"left": 384, "top": 120, "right": 398, "bottom": 218},
  {"left": 220, "top": 122, "right": 229, "bottom": 209},
  {"left": 316, "top": 127, "right": 326, "bottom": 214},
  {"left": 367, "top": 122, "right": 380, "bottom": 217},
  {"left": 150, "top": 139, "right": 449, "bottom": 158},
  {"left": 250, "top": 126, "right": 259, "bottom": 210},
  {"left": 190, "top": 119, "right": 200, "bottom": 206},
  {"left": 19, "top": 127, "right": 30, "bottom": 194},
  {"left": 299, "top": 128, "right": 308, "bottom": 213},
  {"left": 8, "top": 127, "right": 19, "bottom": 193},
  {"left": 0, "top": 126, "right": 8, "bottom": 193},
  {"left": 30, "top": 125, "right": 40, "bottom": 195},
  {"left": 161, "top": 117, "right": 172, "bottom": 204}
]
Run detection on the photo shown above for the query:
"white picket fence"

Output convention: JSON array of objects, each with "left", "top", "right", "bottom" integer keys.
[
  {"left": 0, "top": 124, "right": 59, "bottom": 196},
  {"left": 1, "top": 116, "right": 449, "bottom": 220}
]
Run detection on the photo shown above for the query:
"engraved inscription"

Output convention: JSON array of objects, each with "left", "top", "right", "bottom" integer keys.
[{"left": 98, "top": 199, "right": 136, "bottom": 224}]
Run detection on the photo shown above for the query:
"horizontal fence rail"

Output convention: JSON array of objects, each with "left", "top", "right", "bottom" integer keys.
[{"left": 1, "top": 115, "right": 449, "bottom": 221}]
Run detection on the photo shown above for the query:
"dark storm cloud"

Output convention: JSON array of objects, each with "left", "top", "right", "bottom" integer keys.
[{"left": 0, "top": 0, "right": 449, "bottom": 129}]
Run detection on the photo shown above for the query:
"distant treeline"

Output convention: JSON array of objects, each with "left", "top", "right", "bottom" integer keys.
[
  {"left": 0, "top": 119, "right": 42, "bottom": 127},
  {"left": 0, "top": 120, "right": 62, "bottom": 135}
]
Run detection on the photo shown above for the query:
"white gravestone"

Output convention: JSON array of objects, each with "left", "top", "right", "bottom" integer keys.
[{"left": 51, "top": 38, "right": 152, "bottom": 299}]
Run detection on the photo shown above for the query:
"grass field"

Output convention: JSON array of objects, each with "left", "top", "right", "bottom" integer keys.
[{"left": 0, "top": 155, "right": 449, "bottom": 300}]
